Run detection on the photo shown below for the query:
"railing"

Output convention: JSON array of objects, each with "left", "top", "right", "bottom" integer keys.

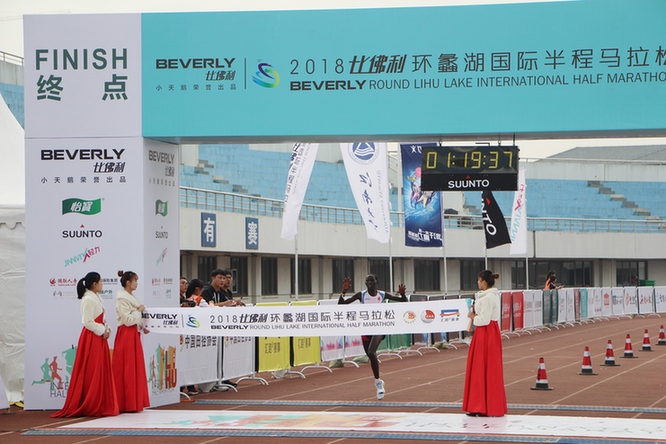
[
  {"left": 0, "top": 51, "right": 24, "bottom": 66},
  {"left": 180, "top": 186, "right": 665, "bottom": 233}
]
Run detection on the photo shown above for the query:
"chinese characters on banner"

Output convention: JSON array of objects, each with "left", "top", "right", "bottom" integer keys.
[{"left": 339, "top": 143, "right": 391, "bottom": 244}]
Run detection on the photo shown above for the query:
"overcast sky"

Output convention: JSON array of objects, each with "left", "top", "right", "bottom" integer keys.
[{"left": 2, "top": 0, "right": 664, "bottom": 157}]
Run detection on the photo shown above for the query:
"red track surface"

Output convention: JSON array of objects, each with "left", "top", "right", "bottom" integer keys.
[{"left": 2, "top": 316, "right": 665, "bottom": 443}]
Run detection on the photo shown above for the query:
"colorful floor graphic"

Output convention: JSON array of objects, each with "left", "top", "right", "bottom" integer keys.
[{"left": 56, "top": 409, "right": 666, "bottom": 442}]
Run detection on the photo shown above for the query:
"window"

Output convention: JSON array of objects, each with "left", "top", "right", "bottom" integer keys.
[
  {"left": 290, "top": 258, "right": 312, "bottom": 294},
  {"left": 460, "top": 260, "right": 484, "bottom": 291},
  {"left": 562, "top": 261, "right": 593, "bottom": 287},
  {"left": 414, "top": 259, "right": 440, "bottom": 292},
  {"left": 616, "top": 261, "right": 647, "bottom": 286},
  {"left": 332, "top": 259, "right": 354, "bottom": 293},
  {"left": 525, "top": 261, "right": 594, "bottom": 289},
  {"left": 197, "top": 256, "right": 216, "bottom": 284},
  {"left": 230, "top": 256, "right": 248, "bottom": 296},
  {"left": 368, "top": 258, "right": 390, "bottom": 291},
  {"left": 261, "top": 257, "right": 278, "bottom": 295},
  {"left": 510, "top": 260, "right": 526, "bottom": 290}
]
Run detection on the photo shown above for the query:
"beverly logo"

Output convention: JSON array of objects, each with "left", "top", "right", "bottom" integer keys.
[
  {"left": 62, "top": 198, "right": 101, "bottom": 215},
  {"left": 64, "top": 246, "right": 101, "bottom": 267},
  {"left": 155, "top": 200, "right": 168, "bottom": 217}
]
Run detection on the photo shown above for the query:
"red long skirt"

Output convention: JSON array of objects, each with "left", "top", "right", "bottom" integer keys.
[
  {"left": 51, "top": 313, "right": 119, "bottom": 418},
  {"left": 462, "top": 320, "right": 507, "bottom": 417},
  {"left": 112, "top": 325, "right": 150, "bottom": 413}
]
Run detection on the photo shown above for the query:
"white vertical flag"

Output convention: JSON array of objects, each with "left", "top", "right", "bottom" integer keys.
[
  {"left": 509, "top": 167, "right": 528, "bottom": 255},
  {"left": 339, "top": 142, "right": 391, "bottom": 244},
  {"left": 281, "top": 143, "right": 319, "bottom": 240}
]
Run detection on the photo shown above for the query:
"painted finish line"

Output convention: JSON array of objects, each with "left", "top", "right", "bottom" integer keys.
[
  {"left": 143, "top": 300, "right": 470, "bottom": 337},
  {"left": 60, "top": 409, "right": 666, "bottom": 441}
]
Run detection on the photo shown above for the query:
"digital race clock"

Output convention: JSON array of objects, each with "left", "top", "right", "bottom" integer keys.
[{"left": 420, "top": 146, "right": 519, "bottom": 191}]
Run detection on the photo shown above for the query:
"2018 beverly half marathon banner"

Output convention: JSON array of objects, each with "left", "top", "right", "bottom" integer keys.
[{"left": 143, "top": 300, "right": 469, "bottom": 337}]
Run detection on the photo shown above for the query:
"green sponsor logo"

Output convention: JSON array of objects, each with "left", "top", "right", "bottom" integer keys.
[
  {"left": 155, "top": 200, "right": 168, "bottom": 217},
  {"left": 62, "top": 198, "right": 102, "bottom": 215}
]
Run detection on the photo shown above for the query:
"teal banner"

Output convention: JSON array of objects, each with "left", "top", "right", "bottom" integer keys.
[{"left": 141, "top": 1, "right": 666, "bottom": 141}]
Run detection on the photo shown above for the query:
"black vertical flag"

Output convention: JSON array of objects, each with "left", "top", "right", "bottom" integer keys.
[{"left": 481, "top": 190, "right": 512, "bottom": 249}]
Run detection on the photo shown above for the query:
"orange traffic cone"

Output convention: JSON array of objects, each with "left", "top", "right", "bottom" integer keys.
[
  {"left": 577, "top": 346, "right": 598, "bottom": 375},
  {"left": 620, "top": 334, "right": 638, "bottom": 358},
  {"left": 657, "top": 326, "right": 666, "bottom": 346},
  {"left": 531, "top": 357, "right": 553, "bottom": 390},
  {"left": 600, "top": 340, "right": 620, "bottom": 366},
  {"left": 641, "top": 329, "right": 653, "bottom": 351}
]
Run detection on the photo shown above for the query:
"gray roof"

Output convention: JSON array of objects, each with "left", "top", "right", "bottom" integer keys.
[{"left": 550, "top": 145, "right": 666, "bottom": 161}]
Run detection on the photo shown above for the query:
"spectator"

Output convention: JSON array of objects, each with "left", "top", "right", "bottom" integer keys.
[
  {"left": 202, "top": 269, "right": 244, "bottom": 307},
  {"left": 544, "top": 270, "right": 563, "bottom": 290},
  {"left": 180, "top": 276, "right": 194, "bottom": 307}
]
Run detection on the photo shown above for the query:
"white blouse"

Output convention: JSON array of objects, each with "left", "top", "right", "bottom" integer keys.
[
  {"left": 116, "top": 289, "right": 144, "bottom": 329},
  {"left": 472, "top": 287, "right": 501, "bottom": 327},
  {"left": 81, "top": 290, "right": 108, "bottom": 336}
]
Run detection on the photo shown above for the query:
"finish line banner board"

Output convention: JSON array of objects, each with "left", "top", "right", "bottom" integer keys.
[
  {"left": 143, "top": 300, "right": 469, "bottom": 337},
  {"left": 24, "top": 2, "right": 666, "bottom": 141},
  {"left": 140, "top": 1, "right": 666, "bottom": 140}
]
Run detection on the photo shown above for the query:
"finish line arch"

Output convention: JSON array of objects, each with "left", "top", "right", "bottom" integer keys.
[{"left": 22, "top": 1, "right": 666, "bottom": 409}]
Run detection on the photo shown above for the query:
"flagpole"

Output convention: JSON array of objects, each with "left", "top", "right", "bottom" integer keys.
[
  {"left": 295, "top": 234, "right": 299, "bottom": 301},
  {"left": 440, "top": 201, "right": 448, "bottom": 294},
  {"left": 389, "top": 236, "right": 394, "bottom": 292},
  {"left": 525, "top": 246, "right": 529, "bottom": 290},
  {"left": 443, "top": 228, "right": 448, "bottom": 294}
]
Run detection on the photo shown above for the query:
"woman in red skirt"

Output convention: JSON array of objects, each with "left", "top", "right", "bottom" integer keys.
[
  {"left": 51, "top": 272, "right": 119, "bottom": 418},
  {"left": 462, "top": 269, "right": 507, "bottom": 417},
  {"left": 112, "top": 270, "right": 150, "bottom": 413}
]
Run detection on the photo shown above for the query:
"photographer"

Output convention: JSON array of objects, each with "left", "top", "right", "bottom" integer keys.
[{"left": 544, "top": 270, "right": 564, "bottom": 290}]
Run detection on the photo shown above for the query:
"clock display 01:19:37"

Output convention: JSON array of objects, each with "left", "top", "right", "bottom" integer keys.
[{"left": 423, "top": 146, "right": 518, "bottom": 172}]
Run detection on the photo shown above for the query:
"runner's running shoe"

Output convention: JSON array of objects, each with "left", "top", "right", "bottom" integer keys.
[{"left": 375, "top": 379, "right": 385, "bottom": 400}]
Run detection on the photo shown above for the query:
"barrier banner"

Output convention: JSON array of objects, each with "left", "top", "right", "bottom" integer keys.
[
  {"left": 587, "top": 288, "right": 596, "bottom": 320},
  {"left": 143, "top": 300, "right": 470, "bottom": 337},
  {"left": 573, "top": 288, "right": 581, "bottom": 321},
  {"left": 178, "top": 335, "right": 218, "bottom": 386},
  {"left": 257, "top": 336, "right": 290, "bottom": 372},
  {"left": 655, "top": 286, "right": 666, "bottom": 314},
  {"left": 541, "top": 290, "right": 553, "bottom": 325},
  {"left": 611, "top": 287, "right": 625, "bottom": 317},
  {"left": 557, "top": 290, "right": 567, "bottom": 324},
  {"left": 523, "top": 290, "right": 534, "bottom": 329},
  {"left": 624, "top": 287, "right": 639, "bottom": 316},
  {"left": 592, "top": 288, "right": 603, "bottom": 318},
  {"left": 602, "top": 287, "right": 613, "bottom": 317},
  {"left": 317, "top": 299, "right": 344, "bottom": 361},
  {"left": 580, "top": 288, "right": 589, "bottom": 320},
  {"left": 565, "top": 288, "right": 575, "bottom": 324},
  {"left": 511, "top": 292, "right": 524, "bottom": 330},
  {"left": 501, "top": 292, "right": 512, "bottom": 332},
  {"left": 290, "top": 300, "right": 321, "bottom": 366},
  {"left": 344, "top": 336, "right": 366, "bottom": 358},
  {"left": 638, "top": 287, "right": 655, "bottom": 315},
  {"left": 533, "top": 290, "right": 543, "bottom": 328},
  {"left": 222, "top": 336, "right": 254, "bottom": 381},
  {"left": 387, "top": 334, "right": 412, "bottom": 351}
]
